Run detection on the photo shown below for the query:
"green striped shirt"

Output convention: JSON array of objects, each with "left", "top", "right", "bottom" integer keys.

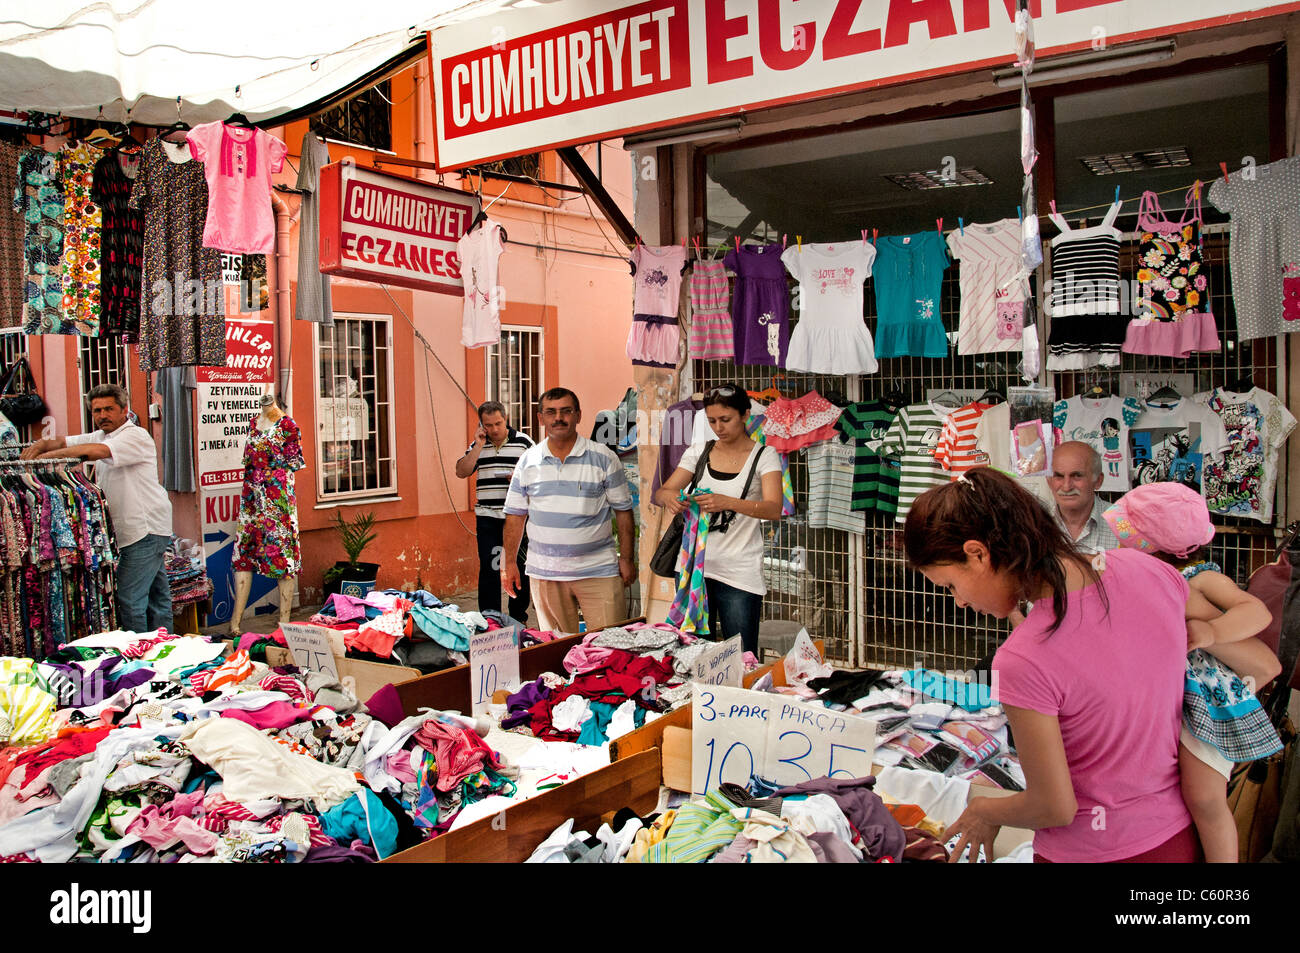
[
  {"left": 878, "top": 402, "right": 951, "bottom": 523},
  {"left": 836, "top": 400, "right": 900, "bottom": 513}
]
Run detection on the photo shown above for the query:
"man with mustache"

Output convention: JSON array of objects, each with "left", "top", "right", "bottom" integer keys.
[{"left": 1047, "top": 440, "right": 1118, "bottom": 554}]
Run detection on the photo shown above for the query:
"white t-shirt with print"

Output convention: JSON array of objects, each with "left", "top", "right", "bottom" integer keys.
[
  {"left": 675, "top": 441, "right": 781, "bottom": 596},
  {"left": 1052, "top": 395, "right": 1143, "bottom": 493},
  {"left": 1127, "top": 397, "right": 1230, "bottom": 496},
  {"left": 1195, "top": 387, "right": 1297, "bottom": 522}
]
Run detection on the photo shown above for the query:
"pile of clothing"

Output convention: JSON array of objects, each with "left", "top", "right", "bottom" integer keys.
[
  {"left": 236, "top": 588, "right": 558, "bottom": 674},
  {"left": 763, "top": 665, "right": 1024, "bottom": 791},
  {"left": 0, "top": 631, "right": 531, "bottom": 863},
  {"left": 165, "top": 539, "right": 212, "bottom": 608},
  {"left": 502, "top": 622, "right": 712, "bottom": 747}
]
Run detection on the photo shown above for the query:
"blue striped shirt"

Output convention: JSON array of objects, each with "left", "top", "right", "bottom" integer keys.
[{"left": 503, "top": 435, "right": 634, "bottom": 581}]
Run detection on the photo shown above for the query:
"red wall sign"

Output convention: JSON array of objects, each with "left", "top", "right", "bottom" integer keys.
[{"left": 318, "top": 161, "right": 480, "bottom": 295}]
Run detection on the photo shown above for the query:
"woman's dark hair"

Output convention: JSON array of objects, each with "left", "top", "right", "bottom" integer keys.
[
  {"left": 903, "top": 467, "right": 1102, "bottom": 634},
  {"left": 703, "top": 382, "right": 750, "bottom": 417}
]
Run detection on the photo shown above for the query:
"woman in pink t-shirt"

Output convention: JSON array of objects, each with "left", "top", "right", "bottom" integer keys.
[{"left": 904, "top": 468, "right": 1198, "bottom": 863}]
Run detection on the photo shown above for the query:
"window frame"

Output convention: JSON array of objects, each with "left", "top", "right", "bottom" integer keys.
[
  {"left": 312, "top": 311, "right": 399, "bottom": 504},
  {"left": 77, "top": 333, "right": 130, "bottom": 434},
  {"left": 485, "top": 324, "right": 545, "bottom": 442}
]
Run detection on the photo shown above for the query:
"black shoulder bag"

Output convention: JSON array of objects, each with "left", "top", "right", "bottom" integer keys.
[
  {"left": 0, "top": 357, "right": 48, "bottom": 427},
  {"left": 650, "top": 441, "right": 714, "bottom": 577}
]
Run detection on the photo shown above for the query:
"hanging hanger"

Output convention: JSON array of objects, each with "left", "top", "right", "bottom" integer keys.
[
  {"left": 931, "top": 389, "right": 961, "bottom": 410},
  {"left": 1146, "top": 383, "right": 1182, "bottom": 406},
  {"left": 159, "top": 97, "right": 191, "bottom": 142},
  {"left": 225, "top": 112, "right": 256, "bottom": 129},
  {"left": 977, "top": 386, "right": 1005, "bottom": 405},
  {"left": 84, "top": 107, "right": 120, "bottom": 146},
  {"left": 1225, "top": 371, "right": 1255, "bottom": 394},
  {"left": 881, "top": 386, "right": 908, "bottom": 411}
]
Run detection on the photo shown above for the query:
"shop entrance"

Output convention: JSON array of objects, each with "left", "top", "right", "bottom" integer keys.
[{"left": 694, "top": 57, "right": 1285, "bottom": 669}]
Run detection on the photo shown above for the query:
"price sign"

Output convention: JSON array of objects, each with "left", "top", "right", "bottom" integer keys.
[
  {"left": 691, "top": 685, "right": 876, "bottom": 795},
  {"left": 281, "top": 623, "right": 340, "bottom": 680},
  {"left": 469, "top": 624, "right": 521, "bottom": 716},
  {"left": 690, "top": 636, "right": 742, "bottom": 687}
]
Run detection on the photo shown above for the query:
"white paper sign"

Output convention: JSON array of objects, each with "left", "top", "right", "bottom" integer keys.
[
  {"left": 470, "top": 624, "right": 522, "bottom": 715},
  {"left": 281, "top": 623, "right": 340, "bottom": 680},
  {"left": 691, "top": 684, "right": 875, "bottom": 796},
  {"left": 691, "top": 636, "right": 742, "bottom": 687}
]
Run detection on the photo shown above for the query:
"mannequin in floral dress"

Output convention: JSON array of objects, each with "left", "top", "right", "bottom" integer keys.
[{"left": 229, "top": 394, "right": 305, "bottom": 634}]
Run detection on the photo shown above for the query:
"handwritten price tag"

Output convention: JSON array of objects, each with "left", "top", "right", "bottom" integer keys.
[
  {"left": 469, "top": 624, "right": 521, "bottom": 716},
  {"left": 281, "top": 623, "right": 340, "bottom": 680}
]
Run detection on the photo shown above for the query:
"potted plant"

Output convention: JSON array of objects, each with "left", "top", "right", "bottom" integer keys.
[{"left": 323, "top": 510, "right": 380, "bottom": 599}]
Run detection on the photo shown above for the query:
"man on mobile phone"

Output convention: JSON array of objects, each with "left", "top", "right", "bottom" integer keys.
[{"left": 455, "top": 400, "right": 533, "bottom": 621}]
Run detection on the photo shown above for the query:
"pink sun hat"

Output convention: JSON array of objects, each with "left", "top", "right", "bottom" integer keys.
[{"left": 1103, "top": 482, "right": 1215, "bottom": 559}]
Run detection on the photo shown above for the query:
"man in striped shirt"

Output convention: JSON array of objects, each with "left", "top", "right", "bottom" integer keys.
[
  {"left": 456, "top": 401, "right": 534, "bottom": 621},
  {"left": 503, "top": 387, "right": 636, "bottom": 634}
]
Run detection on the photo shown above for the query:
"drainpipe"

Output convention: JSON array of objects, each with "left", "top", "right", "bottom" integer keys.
[{"left": 271, "top": 194, "right": 293, "bottom": 407}]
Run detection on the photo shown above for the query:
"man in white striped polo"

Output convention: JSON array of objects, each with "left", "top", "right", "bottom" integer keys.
[
  {"left": 502, "top": 387, "right": 636, "bottom": 634},
  {"left": 455, "top": 400, "right": 534, "bottom": 622}
]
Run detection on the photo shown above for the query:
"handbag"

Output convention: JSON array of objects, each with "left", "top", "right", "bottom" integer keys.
[
  {"left": 0, "top": 357, "right": 47, "bottom": 427},
  {"left": 650, "top": 441, "right": 714, "bottom": 578}
]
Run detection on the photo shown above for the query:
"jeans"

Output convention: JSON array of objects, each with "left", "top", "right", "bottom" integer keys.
[
  {"left": 706, "top": 578, "right": 762, "bottom": 656},
  {"left": 117, "top": 534, "right": 173, "bottom": 633},
  {"left": 476, "top": 514, "right": 530, "bottom": 621}
]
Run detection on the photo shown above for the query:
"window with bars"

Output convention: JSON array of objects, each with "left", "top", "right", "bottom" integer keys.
[
  {"left": 486, "top": 326, "right": 544, "bottom": 440},
  {"left": 78, "top": 335, "right": 130, "bottom": 433},
  {"left": 315, "top": 313, "right": 397, "bottom": 501},
  {"left": 312, "top": 82, "right": 392, "bottom": 152}
]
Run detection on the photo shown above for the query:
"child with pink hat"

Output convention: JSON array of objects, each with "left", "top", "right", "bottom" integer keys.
[{"left": 1105, "top": 482, "right": 1283, "bottom": 863}]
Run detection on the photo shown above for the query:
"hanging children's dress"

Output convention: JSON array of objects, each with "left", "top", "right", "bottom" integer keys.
[
  {"left": 184, "top": 121, "right": 287, "bottom": 254},
  {"left": 1046, "top": 201, "right": 1125, "bottom": 369},
  {"left": 946, "top": 218, "right": 1026, "bottom": 355},
  {"left": 687, "top": 260, "right": 733, "bottom": 360},
  {"left": 627, "top": 243, "right": 686, "bottom": 367},
  {"left": 871, "top": 232, "right": 949, "bottom": 359},
  {"left": 232, "top": 415, "right": 305, "bottom": 578},
  {"left": 458, "top": 216, "right": 505, "bottom": 348},
  {"left": 723, "top": 243, "right": 789, "bottom": 366},
  {"left": 1123, "top": 185, "right": 1219, "bottom": 357},
  {"left": 1208, "top": 156, "right": 1300, "bottom": 342},
  {"left": 781, "top": 241, "right": 878, "bottom": 375}
]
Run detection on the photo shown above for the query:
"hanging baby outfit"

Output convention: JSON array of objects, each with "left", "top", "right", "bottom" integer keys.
[
  {"left": 877, "top": 401, "right": 951, "bottom": 523},
  {"left": 1208, "top": 156, "right": 1300, "bottom": 342},
  {"left": 946, "top": 218, "right": 1027, "bottom": 355},
  {"left": 871, "top": 232, "right": 949, "bottom": 359},
  {"left": 1052, "top": 394, "right": 1143, "bottom": 492},
  {"left": 1046, "top": 201, "right": 1125, "bottom": 370},
  {"left": 1197, "top": 386, "right": 1296, "bottom": 523},
  {"left": 761, "top": 392, "right": 842, "bottom": 453},
  {"left": 723, "top": 243, "right": 789, "bottom": 366},
  {"left": 627, "top": 243, "right": 686, "bottom": 367},
  {"left": 458, "top": 217, "right": 505, "bottom": 348},
  {"left": 834, "top": 400, "right": 901, "bottom": 514},
  {"left": 1123, "top": 185, "right": 1219, "bottom": 357},
  {"left": 781, "top": 241, "right": 878, "bottom": 374},
  {"left": 185, "top": 122, "right": 287, "bottom": 254},
  {"left": 232, "top": 415, "right": 305, "bottom": 578},
  {"left": 687, "top": 259, "right": 734, "bottom": 360},
  {"left": 933, "top": 401, "right": 997, "bottom": 479}
]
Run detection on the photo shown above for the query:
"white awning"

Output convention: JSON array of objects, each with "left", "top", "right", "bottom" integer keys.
[{"left": 0, "top": 0, "right": 536, "bottom": 125}]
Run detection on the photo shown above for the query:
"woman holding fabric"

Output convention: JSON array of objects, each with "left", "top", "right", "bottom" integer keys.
[
  {"left": 654, "top": 384, "right": 783, "bottom": 654},
  {"left": 903, "top": 467, "right": 1200, "bottom": 863}
]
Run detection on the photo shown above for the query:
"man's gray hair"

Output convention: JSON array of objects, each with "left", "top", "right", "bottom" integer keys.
[
  {"left": 86, "top": 383, "right": 128, "bottom": 409},
  {"left": 477, "top": 400, "right": 507, "bottom": 421}
]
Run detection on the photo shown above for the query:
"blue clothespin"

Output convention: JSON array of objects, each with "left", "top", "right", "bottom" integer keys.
[
  {"left": 1114, "top": 185, "right": 1121, "bottom": 204},
  {"left": 958, "top": 217, "right": 965, "bottom": 235},
  {"left": 1017, "top": 205, "right": 1023, "bottom": 221}
]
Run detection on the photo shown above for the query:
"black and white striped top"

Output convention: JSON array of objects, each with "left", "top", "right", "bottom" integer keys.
[
  {"left": 464, "top": 428, "right": 534, "bottom": 517},
  {"left": 1048, "top": 202, "right": 1125, "bottom": 354}
]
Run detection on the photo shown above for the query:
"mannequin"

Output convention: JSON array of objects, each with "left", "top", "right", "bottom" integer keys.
[{"left": 229, "top": 393, "right": 305, "bottom": 635}]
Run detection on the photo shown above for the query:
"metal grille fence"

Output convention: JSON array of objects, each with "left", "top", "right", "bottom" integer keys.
[{"left": 691, "top": 224, "right": 1289, "bottom": 670}]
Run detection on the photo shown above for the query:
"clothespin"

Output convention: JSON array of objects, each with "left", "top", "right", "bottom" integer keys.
[
  {"left": 871, "top": 228, "right": 878, "bottom": 246},
  {"left": 681, "top": 236, "right": 686, "bottom": 250},
  {"left": 958, "top": 217, "right": 965, "bottom": 235},
  {"left": 1050, "top": 199, "right": 1057, "bottom": 215},
  {"left": 1017, "top": 205, "right": 1023, "bottom": 222},
  {"left": 936, "top": 217, "right": 943, "bottom": 235},
  {"left": 860, "top": 228, "right": 867, "bottom": 247},
  {"left": 1220, "top": 161, "right": 1230, "bottom": 184},
  {"left": 782, "top": 233, "right": 787, "bottom": 248},
  {"left": 734, "top": 236, "right": 741, "bottom": 253},
  {"left": 797, "top": 235, "right": 802, "bottom": 250},
  {"left": 693, "top": 236, "right": 701, "bottom": 258},
  {"left": 1113, "top": 185, "right": 1121, "bottom": 204}
]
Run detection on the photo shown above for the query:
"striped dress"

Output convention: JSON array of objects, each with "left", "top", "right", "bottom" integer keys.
[
  {"left": 1047, "top": 202, "right": 1126, "bottom": 369},
  {"left": 877, "top": 401, "right": 951, "bottom": 523},
  {"left": 688, "top": 260, "right": 734, "bottom": 359}
]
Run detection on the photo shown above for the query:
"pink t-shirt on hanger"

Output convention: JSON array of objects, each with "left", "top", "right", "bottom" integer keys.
[{"left": 187, "top": 121, "right": 288, "bottom": 254}]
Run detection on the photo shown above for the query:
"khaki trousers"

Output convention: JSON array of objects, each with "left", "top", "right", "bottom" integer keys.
[{"left": 531, "top": 575, "right": 628, "bottom": 634}]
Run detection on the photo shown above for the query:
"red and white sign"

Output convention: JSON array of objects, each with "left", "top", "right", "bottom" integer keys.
[
  {"left": 318, "top": 161, "right": 479, "bottom": 295},
  {"left": 429, "top": 0, "right": 1300, "bottom": 170}
]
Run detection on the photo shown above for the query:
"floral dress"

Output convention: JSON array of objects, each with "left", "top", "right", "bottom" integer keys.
[
  {"left": 232, "top": 415, "right": 304, "bottom": 578},
  {"left": 56, "top": 142, "right": 104, "bottom": 335},
  {"left": 12, "top": 147, "right": 66, "bottom": 334}
]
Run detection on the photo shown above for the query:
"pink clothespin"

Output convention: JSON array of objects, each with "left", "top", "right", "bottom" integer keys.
[
  {"left": 1049, "top": 199, "right": 1057, "bottom": 215},
  {"left": 735, "top": 236, "right": 741, "bottom": 253},
  {"left": 1219, "top": 161, "right": 1230, "bottom": 184},
  {"left": 936, "top": 217, "right": 943, "bottom": 235},
  {"left": 782, "top": 233, "right": 787, "bottom": 248},
  {"left": 871, "top": 228, "right": 878, "bottom": 246}
]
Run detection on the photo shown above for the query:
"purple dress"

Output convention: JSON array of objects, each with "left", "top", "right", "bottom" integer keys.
[{"left": 724, "top": 243, "right": 790, "bottom": 366}]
